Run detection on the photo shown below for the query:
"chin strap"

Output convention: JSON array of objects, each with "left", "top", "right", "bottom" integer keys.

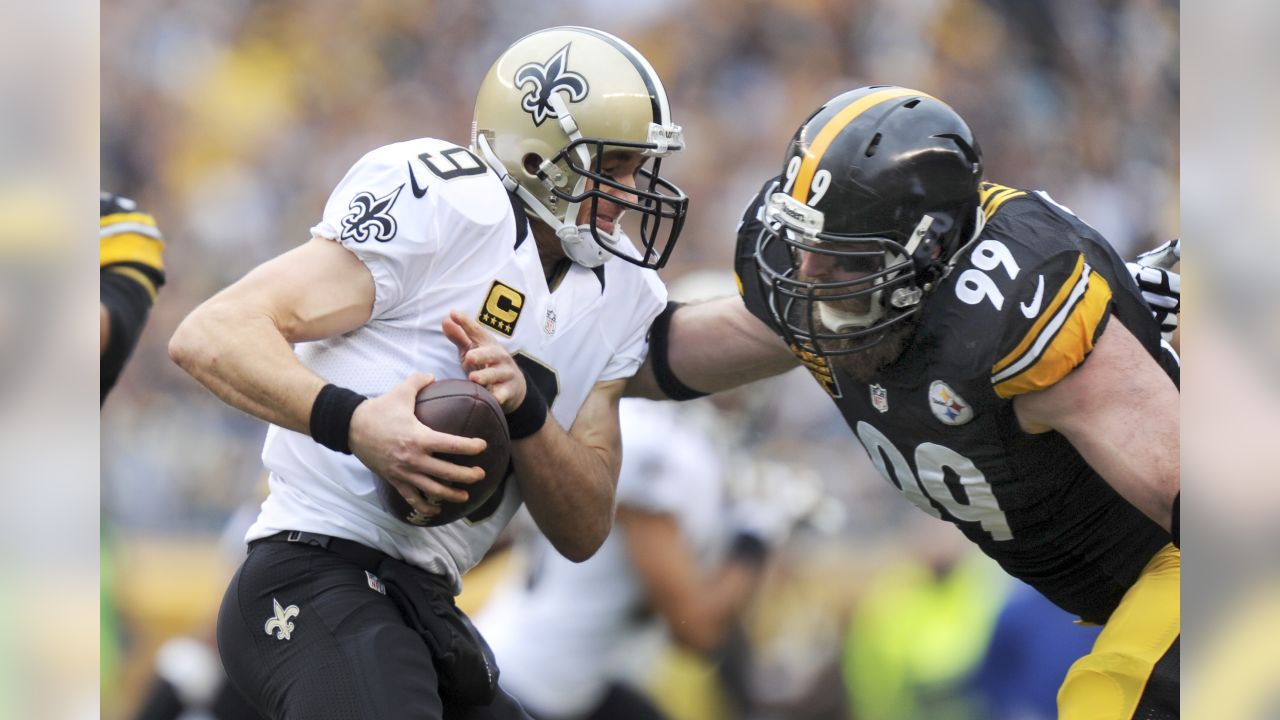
[{"left": 473, "top": 98, "right": 615, "bottom": 270}]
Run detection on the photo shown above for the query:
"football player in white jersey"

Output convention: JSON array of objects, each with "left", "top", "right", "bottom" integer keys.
[
  {"left": 168, "top": 27, "right": 688, "bottom": 720},
  {"left": 476, "top": 398, "right": 814, "bottom": 720}
]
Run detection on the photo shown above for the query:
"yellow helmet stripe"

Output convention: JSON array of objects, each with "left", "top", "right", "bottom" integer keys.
[{"left": 791, "top": 87, "right": 934, "bottom": 203}]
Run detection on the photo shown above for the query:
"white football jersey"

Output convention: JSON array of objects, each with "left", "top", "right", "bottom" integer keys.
[
  {"left": 476, "top": 399, "right": 729, "bottom": 716},
  {"left": 247, "top": 138, "right": 667, "bottom": 593}
]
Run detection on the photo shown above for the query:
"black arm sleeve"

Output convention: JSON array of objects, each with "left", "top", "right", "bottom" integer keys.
[{"left": 100, "top": 268, "right": 154, "bottom": 403}]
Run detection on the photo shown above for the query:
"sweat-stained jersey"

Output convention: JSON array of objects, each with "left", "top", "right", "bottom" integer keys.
[
  {"left": 476, "top": 398, "right": 729, "bottom": 717},
  {"left": 248, "top": 138, "right": 667, "bottom": 593},
  {"left": 736, "top": 178, "right": 1175, "bottom": 623}
]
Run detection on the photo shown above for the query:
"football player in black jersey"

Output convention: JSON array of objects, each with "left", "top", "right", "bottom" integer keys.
[
  {"left": 631, "top": 86, "right": 1179, "bottom": 719},
  {"left": 101, "top": 191, "right": 166, "bottom": 403}
]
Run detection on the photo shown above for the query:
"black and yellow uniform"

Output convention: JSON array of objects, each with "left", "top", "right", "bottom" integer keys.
[
  {"left": 101, "top": 192, "right": 165, "bottom": 403},
  {"left": 737, "top": 178, "right": 1179, "bottom": 719}
]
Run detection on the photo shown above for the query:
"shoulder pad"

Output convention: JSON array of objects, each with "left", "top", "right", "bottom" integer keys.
[
  {"left": 100, "top": 191, "right": 164, "bottom": 272},
  {"left": 926, "top": 200, "right": 1114, "bottom": 398}
]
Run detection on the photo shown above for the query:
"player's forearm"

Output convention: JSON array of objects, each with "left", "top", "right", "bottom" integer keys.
[
  {"left": 511, "top": 422, "right": 617, "bottom": 562},
  {"left": 169, "top": 300, "right": 326, "bottom": 433},
  {"left": 627, "top": 297, "right": 795, "bottom": 399}
]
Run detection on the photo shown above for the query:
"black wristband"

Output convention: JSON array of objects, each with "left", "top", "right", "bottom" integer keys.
[
  {"left": 310, "top": 384, "right": 367, "bottom": 454},
  {"left": 649, "top": 301, "right": 708, "bottom": 401},
  {"left": 1171, "top": 492, "right": 1179, "bottom": 548},
  {"left": 727, "top": 532, "right": 769, "bottom": 568},
  {"left": 506, "top": 370, "right": 548, "bottom": 440}
]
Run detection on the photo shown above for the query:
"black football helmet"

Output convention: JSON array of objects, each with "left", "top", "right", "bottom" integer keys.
[{"left": 755, "top": 86, "right": 983, "bottom": 358}]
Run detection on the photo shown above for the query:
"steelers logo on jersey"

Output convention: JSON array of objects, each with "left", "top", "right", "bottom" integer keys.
[
  {"left": 479, "top": 280, "right": 525, "bottom": 336},
  {"left": 929, "top": 380, "right": 973, "bottom": 426}
]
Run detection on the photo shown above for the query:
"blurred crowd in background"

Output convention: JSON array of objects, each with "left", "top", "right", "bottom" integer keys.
[{"left": 100, "top": 0, "right": 1179, "bottom": 718}]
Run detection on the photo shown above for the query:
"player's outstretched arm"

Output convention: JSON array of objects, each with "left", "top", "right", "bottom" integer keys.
[
  {"left": 445, "top": 310, "right": 621, "bottom": 561},
  {"left": 627, "top": 296, "right": 796, "bottom": 400},
  {"left": 1013, "top": 320, "right": 1179, "bottom": 532},
  {"left": 169, "top": 238, "right": 486, "bottom": 518}
]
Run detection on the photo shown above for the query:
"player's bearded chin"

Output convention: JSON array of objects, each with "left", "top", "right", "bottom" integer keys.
[{"left": 795, "top": 272, "right": 915, "bottom": 383}]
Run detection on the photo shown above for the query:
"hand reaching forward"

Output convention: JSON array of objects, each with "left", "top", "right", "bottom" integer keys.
[
  {"left": 1126, "top": 238, "right": 1181, "bottom": 343},
  {"left": 348, "top": 372, "right": 488, "bottom": 519},
  {"left": 443, "top": 309, "right": 528, "bottom": 413}
]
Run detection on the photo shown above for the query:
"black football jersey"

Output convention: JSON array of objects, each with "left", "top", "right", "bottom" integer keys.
[{"left": 735, "top": 178, "right": 1175, "bottom": 623}]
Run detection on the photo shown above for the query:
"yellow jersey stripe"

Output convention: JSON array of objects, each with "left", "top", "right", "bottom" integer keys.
[
  {"left": 105, "top": 265, "right": 159, "bottom": 302},
  {"left": 979, "top": 183, "right": 1013, "bottom": 207},
  {"left": 993, "top": 269, "right": 1111, "bottom": 398},
  {"left": 993, "top": 254, "right": 1086, "bottom": 374},
  {"left": 984, "top": 189, "right": 1026, "bottom": 219},
  {"left": 100, "top": 232, "right": 166, "bottom": 271},
  {"left": 792, "top": 87, "right": 931, "bottom": 203}
]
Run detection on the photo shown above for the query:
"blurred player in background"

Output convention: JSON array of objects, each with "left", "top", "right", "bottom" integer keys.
[
  {"left": 167, "top": 26, "right": 688, "bottom": 720},
  {"left": 477, "top": 396, "right": 819, "bottom": 720},
  {"left": 632, "top": 86, "right": 1180, "bottom": 719},
  {"left": 101, "top": 191, "right": 168, "bottom": 713},
  {"left": 841, "top": 520, "right": 1008, "bottom": 720},
  {"left": 101, "top": 192, "right": 165, "bottom": 403}
]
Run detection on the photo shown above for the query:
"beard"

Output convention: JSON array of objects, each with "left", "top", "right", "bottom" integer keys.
[
  {"left": 822, "top": 317, "right": 917, "bottom": 383},
  {"left": 792, "top": 269, "right": 918, "bottom": 383}
]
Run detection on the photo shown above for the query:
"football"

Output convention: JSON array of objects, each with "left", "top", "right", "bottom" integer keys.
[{"left": 376, "top": 379, "right": 511, "bottom": 527}]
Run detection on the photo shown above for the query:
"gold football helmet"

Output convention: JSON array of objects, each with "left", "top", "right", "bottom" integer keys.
[{"left": 472, "top": 26, "right": 688, "bottom": 269}]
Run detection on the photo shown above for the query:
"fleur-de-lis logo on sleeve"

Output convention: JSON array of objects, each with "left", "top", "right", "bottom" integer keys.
[
  {"left": 264, "top": 598, "right": 300, "bottom": 640},
  {"left": 340, "top": 184, "right": 403, "bottom": 243},
  {"left": 515, "top": 44, "right": 589, "bottom": 126}
]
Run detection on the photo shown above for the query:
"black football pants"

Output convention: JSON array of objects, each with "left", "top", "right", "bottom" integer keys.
[{"left": 217, "top": 536, "right": 531, "bottom": 720}]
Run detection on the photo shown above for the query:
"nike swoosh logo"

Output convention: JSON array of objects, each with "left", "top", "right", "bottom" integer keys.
[
  {"left": 1021, "top": 275, "right": 1045, "bottom": 318},
  {"left": 407, "top": 162, "right": 429, "bottom": 199}
]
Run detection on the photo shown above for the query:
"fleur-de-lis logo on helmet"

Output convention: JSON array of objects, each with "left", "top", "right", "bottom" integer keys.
[{"left": 514, "top": 44, "right": 589, "bottom": 127}]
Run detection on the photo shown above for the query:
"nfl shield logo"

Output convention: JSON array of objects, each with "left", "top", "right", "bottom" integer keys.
[
  {"left": 869, "top": 384, "right": 889, "bottom": 413},
  {"left": 543, "top": 308, "right": 557, "bottom": 335}
]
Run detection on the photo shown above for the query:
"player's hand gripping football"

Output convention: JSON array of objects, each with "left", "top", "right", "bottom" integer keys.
[
  {"left": 442, "top": 309, "right": 528, "bottom": 413},
  {"left": 348, "top": 372, "right": 488, "bottom": 518},
  {"left": 1125, "top": 238, "right": 1180, "bottom": 343}
]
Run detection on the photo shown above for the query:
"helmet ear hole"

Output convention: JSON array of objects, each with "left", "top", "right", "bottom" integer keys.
[{"left": 522, "top": 153, "right": 543, "bottom": 176}]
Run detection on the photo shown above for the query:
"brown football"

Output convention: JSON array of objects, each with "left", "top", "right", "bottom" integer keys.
[{"left": 376, "top": 379, "right": 511, "bottom": 527}]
